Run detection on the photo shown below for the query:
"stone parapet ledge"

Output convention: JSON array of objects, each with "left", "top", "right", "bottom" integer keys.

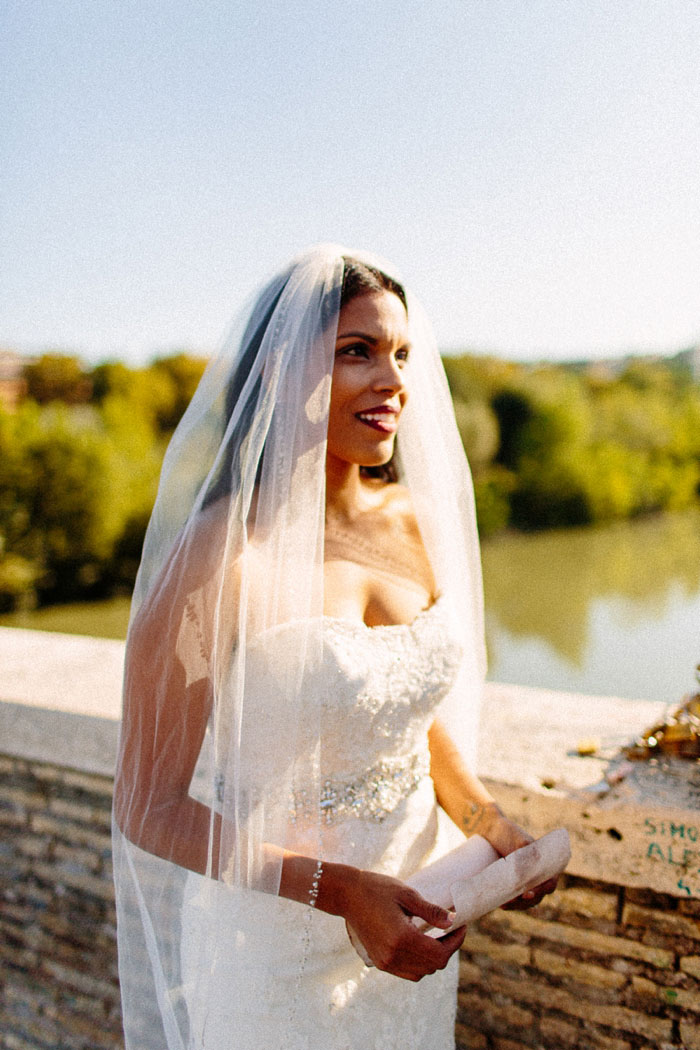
[
  {"left": 1, "top": 626, "right": 697, "bottom": 902},
  {"left": 479, "top": 682, "right": 700, "bottom": 902},
  {"left": 0, "top": 627, "right": 123, "bottom": 777}
]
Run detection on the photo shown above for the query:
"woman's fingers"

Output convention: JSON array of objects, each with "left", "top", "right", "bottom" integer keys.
[
  {"left": 343, "top": 872, "right": 465, "bottom": 980},
  {"left": 435, "top": 925, "right": 467, "bottom": 952},
  {"left": 487, "top": 821, "right": 533, "bottom": 857},
  {"left": 481, "top": 812, "right": 563, "bottom": 912},
  {"left": 373, "top": 921, "right": 464, "bottom": 978},
  {"left": 397, "top": 886, "right": 453, "bottom": 930}
]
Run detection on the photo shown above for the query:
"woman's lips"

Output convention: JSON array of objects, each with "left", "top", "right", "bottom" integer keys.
[{"left": 354, "top": 410, "right": 399, "bottom": 434}]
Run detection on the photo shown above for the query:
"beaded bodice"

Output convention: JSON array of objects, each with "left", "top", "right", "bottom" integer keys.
[
  {"left": 251, "top": 597, "right": 459, "bottom": 808},
  {"left": 191, "top": 598, "right": 462, "bottom": 844}
]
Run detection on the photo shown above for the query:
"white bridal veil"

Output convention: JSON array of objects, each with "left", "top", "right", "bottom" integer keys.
[{"left": 112, "top": 245, "right": 486, "bottom": 1048}]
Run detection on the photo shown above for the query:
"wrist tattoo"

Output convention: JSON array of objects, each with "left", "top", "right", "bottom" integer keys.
[{"left": 462, "top": 801, "right": 487, "bottom": 834}]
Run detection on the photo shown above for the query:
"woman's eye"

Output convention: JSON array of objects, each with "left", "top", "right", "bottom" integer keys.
[
  {"left": 396, "top": 349, "right": 410, "bottom": 365},
  {"left": 339, "top": 343, "right": 369, "bottom": 358}
]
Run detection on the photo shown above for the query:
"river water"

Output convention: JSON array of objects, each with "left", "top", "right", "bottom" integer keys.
[
  {"left": 482, "top": 508, "right": 700, "bottom": 703},
  {"left": 2, "top": 510, "right": 698, "bottom": 704}
]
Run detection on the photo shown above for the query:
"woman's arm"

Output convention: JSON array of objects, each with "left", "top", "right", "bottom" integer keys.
[
  {"left": 114, "top": 592, "right": 225, "bottom": 875},
  {"left": 280, "top": 851, "right": 465, "bottom": 981},
  {"left": 428, "top": 718, "right": 558, "bottom": 908},
  {"left": 114, "top": 505, "right": 239, "bottom": 875}
]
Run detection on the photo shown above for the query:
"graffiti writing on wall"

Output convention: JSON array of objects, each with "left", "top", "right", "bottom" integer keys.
[{"left": 643, "top": 818, "right": 700, "bottom": 897}]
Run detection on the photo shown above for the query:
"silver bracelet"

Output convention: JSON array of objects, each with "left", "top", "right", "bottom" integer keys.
[{"left": 308, "top": 859, "right": 323, "bottom": 908}]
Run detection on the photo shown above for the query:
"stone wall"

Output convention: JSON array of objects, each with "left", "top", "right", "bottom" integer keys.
[
  {"left": 1, "top": 628, "right": 699, "bottom": 1049},
  {"left": 0, "top": 755, "right": 121, "bottom": 1050},
  {"left": 458, "top": 878, "right": 700, "bottom": 1049}
]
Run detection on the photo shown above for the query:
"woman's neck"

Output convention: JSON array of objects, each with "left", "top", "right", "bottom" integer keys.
[{"left": 325, "top": 456, "right": 369, "bottom": 524}]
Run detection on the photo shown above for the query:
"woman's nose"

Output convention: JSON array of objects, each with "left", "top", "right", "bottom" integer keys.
[{"left": 373, "top": 356, "right": 404, "bottom": 392}]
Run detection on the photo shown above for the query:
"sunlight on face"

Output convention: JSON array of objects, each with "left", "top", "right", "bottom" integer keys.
[{"left": 327, "top": 291, "right": 410, "bottom": 471}]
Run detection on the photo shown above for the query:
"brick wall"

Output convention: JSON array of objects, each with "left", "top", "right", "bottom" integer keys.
[
  {"left": 3, "top": 750, "right": 700, "bottom": 1050},
  {"left": 457, "top": 878, "right": 700, "bottom": 1050},
  {"left": 0, "top": 755, "right": 122, "bottom": 1050}
]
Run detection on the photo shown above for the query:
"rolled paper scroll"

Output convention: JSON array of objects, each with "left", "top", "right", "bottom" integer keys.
[
  {"left": 405, "top": 834, "right": 499, "bottom": 912},
  {"left": 430, "top": 827, "right": 571, "bottom": 936},
  {"left": 347, "top": 829, "right": 571, "bottom": 965}
]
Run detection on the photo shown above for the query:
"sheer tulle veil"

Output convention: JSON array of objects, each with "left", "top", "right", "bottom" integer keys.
[{"left": 112, "top": 244, "right": 486, "bottom": 1048}]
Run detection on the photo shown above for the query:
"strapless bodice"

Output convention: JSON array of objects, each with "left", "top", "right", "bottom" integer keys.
[{"left": 190, "top": 597, "right": 462, "bottom": 851}]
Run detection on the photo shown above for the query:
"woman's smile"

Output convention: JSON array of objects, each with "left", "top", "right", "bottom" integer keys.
[{"left": 354, "top": 403, "right": 401, "bottom": 434}]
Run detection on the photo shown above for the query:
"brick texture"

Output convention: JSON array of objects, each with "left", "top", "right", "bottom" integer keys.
[
  {"left": 0, "top": 755, "right": 122, "bottom": 1050},
  {"left": 459, "top": 871, "right": 700, "bottom": 1049},
  {"left": 3, "top": 753, "right": 700, "bottom": 1049}
]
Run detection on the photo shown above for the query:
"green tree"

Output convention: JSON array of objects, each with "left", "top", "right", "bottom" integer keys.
[
  {"left": 452, "top": 398, "right": 500, "bottom": 474},
  {"left": 90, "top": 360, "right": 177, "bottom": 434},
  {"left": 90, "top": 353, "right": 207, "bottom": 434},
  {"left": 98, "top": 393, "right": 163, "bottom": 587},
  {"left": 0, "top": 400, "right": 162, "bottom": 606},
  {"left": 473, "top": 467, "right": 516, "bottom": 537},
  {"left": 491, "top": 388, "right": 533, "bottom": 471},
  {"left": 442, "top": 353, "right": 518, "bottom": 403},
  {"left": 24, "top": 353, "right": 92, "bottom": 404},
  {"left": 150, "top": 353, "right": 208, "bottom": 430}
]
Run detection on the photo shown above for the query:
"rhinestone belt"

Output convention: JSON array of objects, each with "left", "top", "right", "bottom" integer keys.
[{"left": 290, "top": 752, "right": 430, "bottom": 826}]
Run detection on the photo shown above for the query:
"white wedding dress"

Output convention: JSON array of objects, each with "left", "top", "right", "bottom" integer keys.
[{"left": 181, "top": 597, "right": 465, "bottom": 1050}]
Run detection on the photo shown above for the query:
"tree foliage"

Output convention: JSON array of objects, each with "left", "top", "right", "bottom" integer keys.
[
  {"left": 24, "top": 353, "right": 93, "bottom": 405},
  {"left": 0, "top": 348, "right": 699, "bottom": 607},
  {"left": 0, "top": 352, "right": 205, "bottom": 608},
  {"left": 443, "top": 353, "right": 700, "bottom": 537}
]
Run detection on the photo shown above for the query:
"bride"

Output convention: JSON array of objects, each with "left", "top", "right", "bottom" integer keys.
[{"left": 112, "top": 246, "right": 554, "bottom": 1050}]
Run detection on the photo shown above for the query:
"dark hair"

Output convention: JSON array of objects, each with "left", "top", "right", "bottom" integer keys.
[
  {"left": 340, "top": 256, "right": 407, "bottom": 312},
  {"left": 341, "top": 258, "right": 406, "bottom": 484},
  {"left": 202, "top": 278, "right": 285, "bottom": 508},
  {"left": 204, "top": 256, "right": 406, "bottom": 506}
]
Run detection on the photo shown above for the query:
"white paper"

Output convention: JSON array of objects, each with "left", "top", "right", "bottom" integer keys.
[
  {"left": 436, "top": 828, "right": 571, "bottom": 935},
  {"left": 347, "top": 828, "right": 571, "bottom": 964},
  {"left": 406, "top": 834, "right": 499, "bottom": 912}
]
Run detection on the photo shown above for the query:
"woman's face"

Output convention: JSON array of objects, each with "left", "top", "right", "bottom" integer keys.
[{"left": 327, "top": 290, "right": 410, "bottom": 470}]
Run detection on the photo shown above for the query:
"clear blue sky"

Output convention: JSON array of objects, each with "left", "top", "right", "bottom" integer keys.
[{"left": 3, "top": 0, "right": 699, "bottom": 364}]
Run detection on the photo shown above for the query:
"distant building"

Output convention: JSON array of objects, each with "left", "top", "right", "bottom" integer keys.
[{"left": 0, "top": 350, "right": 29, "bottom": 410}]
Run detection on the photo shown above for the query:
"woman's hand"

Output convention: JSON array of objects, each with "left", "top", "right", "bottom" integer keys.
[
  {"left": 338, "top": 867, "right": 466, "bottom": 981},
  {"left": 281, "top": 853, "right": 464, "bottom": 981},
  {"left": 469, "top": 801, "right": 559, "bottom": 910}
]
